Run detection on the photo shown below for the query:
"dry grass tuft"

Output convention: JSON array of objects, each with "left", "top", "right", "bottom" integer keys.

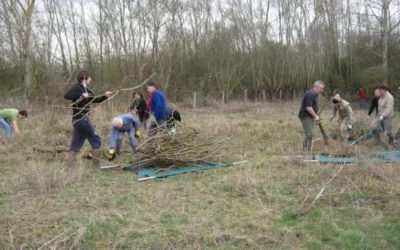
[{"left": 1, "top": 99, "right": 399, "bottom": 249}]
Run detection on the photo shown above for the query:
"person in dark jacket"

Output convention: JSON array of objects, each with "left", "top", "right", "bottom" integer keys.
[
  {"left": 128, "top": 92, "right": 149, "bottom": 128},
  {"left": 166, "top": 105, "right": 182, "bottom": 132},
  {"left": 368, "top": 96, "right": 379, "bottom": 118},
  {"left": 298, "top": 80, "right": 325, "bottom": 153},
  {"left": 146, "top": 80, "right": 167, "bottom": 135},
  {"left": 64, "top": 70, "right": 112, "bottom": 169}
]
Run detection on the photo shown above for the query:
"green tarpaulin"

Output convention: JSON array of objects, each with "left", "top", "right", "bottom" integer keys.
[
  {"left": 305, "top": 151, "right": 400, "bottom": 164},
  {"left": 122, "top": 161, "right": 247, "bottom": 180}
]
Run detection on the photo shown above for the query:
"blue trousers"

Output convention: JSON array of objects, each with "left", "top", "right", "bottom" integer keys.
[
  {"left": 0, "top": 118, "right": 12, "bottom": 138},
  {"left": 108, "top": 127, "right": 138, "bottom": 153},
  {"left": 70, "top": 117, "right": 101, "bottom": 152}
]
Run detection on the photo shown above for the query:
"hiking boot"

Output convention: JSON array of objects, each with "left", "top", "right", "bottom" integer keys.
[
  {"left": 91, "top": 149, "right": 101, "bottom": 168},
  {"left": 388, "top": 136, "right": 394, "bottom": 146}
]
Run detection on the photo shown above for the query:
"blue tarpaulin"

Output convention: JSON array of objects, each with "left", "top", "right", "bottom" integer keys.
[
  {"left": 306, "top": 151, "right": 400, "bottom": 164},
  {"left": 121, "top": 161, "right": 247, "bottom": 180}
]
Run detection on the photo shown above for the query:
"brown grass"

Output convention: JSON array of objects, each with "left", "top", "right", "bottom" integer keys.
[{"left": 0, "top": 99, "right": 399, "bottom": 249}]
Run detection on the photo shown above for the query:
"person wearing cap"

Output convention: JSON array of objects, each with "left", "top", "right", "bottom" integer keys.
[
  {"left": 370, "top": 85, "right": 395, "bottom": 146},
  {"left": 0, "top": 109, "right": 28, "bottom": 138},
  {"left": 298, "top": 80, "right": 325, "bottom": 153},
  {"left": 64, "top": 70, "right": 112, "bottom": 169},
  {"left": 330, "top": 94, "right": 353, "bottom": 141},
  {"left": 107, "top": 113, "right": 141, "bottom": 161},
  {"left": 146, "top": 80, "right": 167, "bottom": 135}
]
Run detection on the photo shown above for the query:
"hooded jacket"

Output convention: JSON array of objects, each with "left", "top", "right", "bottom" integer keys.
[{"left": 332, "top": 94, "right": 353, "bottom": 123}]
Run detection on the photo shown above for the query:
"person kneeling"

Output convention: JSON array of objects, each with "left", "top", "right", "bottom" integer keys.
[{"left": 108, "top": 114, "right": 140, "bottom": 161}]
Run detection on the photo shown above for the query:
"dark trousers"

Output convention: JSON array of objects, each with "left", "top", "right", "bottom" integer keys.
[
  {"left": 70, "top": 117, "right": 101, "bottom": 152},
  {"left": 300, "top": 117, "right": 314, "bottom": 152}
]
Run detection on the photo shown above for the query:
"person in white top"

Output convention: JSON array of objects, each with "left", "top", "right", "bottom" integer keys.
[{"left": 370, "top": 85, "right": 395, "bottom": 146}]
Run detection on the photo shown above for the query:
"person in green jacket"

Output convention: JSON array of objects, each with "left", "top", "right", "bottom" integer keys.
[{"left": 0, "top": 109, "right": 28, "bottom": 138}]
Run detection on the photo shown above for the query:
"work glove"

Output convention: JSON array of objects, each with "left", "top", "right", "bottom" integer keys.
[
  {"left": 135, "top": 130, "right": 141, "bottom": 138},
  {"left": 347, "top": 124, "right": 352, "bottom": 131},
  {"left": 107, "top": 148, "right": 116, "bottom": 161},
  {"left": 168, "top": 127, "right": 177, "bottom": 135},
  {"left": 314, "top": 115, "right": 320, "bottom": 125},
  {"left": 379, "top": 115, "right": 384, "bottom": 121}
]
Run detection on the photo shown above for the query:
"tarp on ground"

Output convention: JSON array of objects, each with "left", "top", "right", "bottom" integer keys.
[
  {"left": 123, "top": 162, "right": 235, "bottom": 180},
  {"left": 306, "top": 151, "right": 400, "bottom": 164}
]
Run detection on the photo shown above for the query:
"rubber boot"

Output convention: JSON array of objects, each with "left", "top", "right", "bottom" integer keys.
[
  {"left": 388, "top": 135, "right": 394, "bottom": 146},
  {"left": 67, "top": 151, "right": 77, "bottom": 170},
  {"left": 91, "top": 149, "right": 101, "bottom": 168}
]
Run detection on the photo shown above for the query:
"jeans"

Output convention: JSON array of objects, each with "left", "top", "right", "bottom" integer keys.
[
  {"left": 108, "top": 127, "right": 138, "bottom": 153},
  {"left": 300, "top": 117, "right": 314, "bottom": 152},
  {"left": 70, "top": 117, "right": 102, "bottom": 152},
  {"left": 0, "top": 118, "right": 12, "bottom": 138}
]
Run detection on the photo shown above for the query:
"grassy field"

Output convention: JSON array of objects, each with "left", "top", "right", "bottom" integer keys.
[{"left": 0, "top": 100, "right": 399, "bottom": 249}]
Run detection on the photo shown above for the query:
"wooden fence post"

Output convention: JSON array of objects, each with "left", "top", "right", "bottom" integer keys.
[
  {"left": 193, "top": 92, "right": 197, "bottom": 109},
  {"left": 244, "top": 89, "right": 248, "bottom": 104}
]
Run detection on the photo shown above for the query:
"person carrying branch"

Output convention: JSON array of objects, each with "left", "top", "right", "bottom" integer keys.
[
  {"left": 0, "top": 109, "right": 27, "bottom": 138},
  {"left": 64, "top": 70, "right": 112, "bottom": 169},
  {"left": 146, "top": 80, "right": 167, "bottom": 135},
  {"left": 298, "top": 80, "right": 325, "bottom": 154},
  {"left": 107, "top": 113, "right": 141, "bottom": 161},
  {"left": 370, "top": 85, "right": 395, "bottom": 147},
  {"left": 330, "top": 94, "right": 353, "bottom": 141}
]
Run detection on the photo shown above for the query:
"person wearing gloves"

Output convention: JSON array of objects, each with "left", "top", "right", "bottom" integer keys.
[
  {"left": 298, "top": 80, "right": 325, "bottom": 153},
  {"left": 330, "top": 94, "right": 353, "bottom": 141},
  {"left": 370, "top": 85, "right": 395, "bottom": 146},
  {"left": 107, "top": 113, "right": 141, "bottom": 161}
]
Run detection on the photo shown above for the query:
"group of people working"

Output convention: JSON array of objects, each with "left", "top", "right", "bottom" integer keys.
[
  {"left": 299, "top": 81, "right": 397, "bottom": 154},
  {"left": 63, "top": 70, "right": 179, "bottom": 169},
  {"left": 1, "top": 73, "right": 397, "bottom": 166}
]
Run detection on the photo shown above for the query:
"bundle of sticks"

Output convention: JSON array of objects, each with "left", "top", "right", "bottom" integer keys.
[{"left": 131, "top": 123, "right": 229, "bottom": 168}]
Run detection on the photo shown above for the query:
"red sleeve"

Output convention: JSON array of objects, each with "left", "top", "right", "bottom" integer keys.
[{"left": 146, "top": 91, "right": 155, "bottom": 111}]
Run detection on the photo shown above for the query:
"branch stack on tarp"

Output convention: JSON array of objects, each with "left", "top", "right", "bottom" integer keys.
[{"left": 132, "top": 124, "right": 229, "bottom": 168}]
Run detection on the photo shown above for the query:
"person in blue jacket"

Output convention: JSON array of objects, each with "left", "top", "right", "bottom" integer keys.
[
  {"left": 107, "top": 113, "right": 141, "bottom": 160},
  {"left": 146, "top": 80, "right": 167, "bottom": 135}
]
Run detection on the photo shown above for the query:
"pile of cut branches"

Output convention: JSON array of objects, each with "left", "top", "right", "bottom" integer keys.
[{"left": 132, "top": 123, "right": 229, "bottom": 168}]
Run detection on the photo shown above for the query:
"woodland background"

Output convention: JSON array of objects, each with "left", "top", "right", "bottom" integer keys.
[{"left": 1, "top": 0, "right": 400, "bottom": 101}]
